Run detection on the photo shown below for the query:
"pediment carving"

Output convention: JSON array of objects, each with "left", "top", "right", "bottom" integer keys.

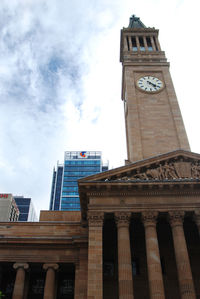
[{"left": 102, "top": 158, "right": 200, "bottom": 182}]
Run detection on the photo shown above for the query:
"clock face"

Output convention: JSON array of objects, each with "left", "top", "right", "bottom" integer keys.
[{"left": 137, "top": 76, "right": 164, "bottom": 92}]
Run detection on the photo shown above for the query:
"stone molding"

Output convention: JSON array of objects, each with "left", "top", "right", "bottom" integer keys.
[
  {"left": 87, "top": 211, "right": 104, "bottom": 227},
  {"left": 115, "top": 211, "right": 131, "bottom": 227},
  {"left": 142, "top": 211, "right": 158, "bottom": 227},
  {"left": 43, "top": 263, "right": 59, "bottom": 271},
  {"left": 13, "top": 263, "right": 29, "bottom": 270},
  {"left": 169, "top": 210, "right": 185, "bottom": 227}
]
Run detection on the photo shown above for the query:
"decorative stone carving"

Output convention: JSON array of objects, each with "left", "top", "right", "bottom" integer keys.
[
  {"left": 103, "top": 159, "right": 200, "bottom": 182},
  {"left": 134, "top": 161, "right": 200, "bottom": 181},
  {"left": 169, "top": 210, "right": 185, "bottom": 227},
  {"left": 142, "top": 211, "right": 158, "bottom": 227},
  {"left": 87, "top": 211, "right": 104, "bottom": 227},
  {"left": 13, "top": 263, "right": 29, "bottom": 270},
  {"left": 115, "top": 211, "right": 131, "bottom": 227}
]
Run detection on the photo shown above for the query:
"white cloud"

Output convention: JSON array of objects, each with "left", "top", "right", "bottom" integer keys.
[{"left": 0, "top": 0, "right": 199, "bottom": 215}]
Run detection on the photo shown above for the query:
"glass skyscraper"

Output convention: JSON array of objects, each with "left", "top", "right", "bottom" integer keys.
[
  {"left": 14, "top": 196, "right": 38, "bottom": 221},
  {"left": 50, "top": 151, "right": 109, "bottom": 211}
]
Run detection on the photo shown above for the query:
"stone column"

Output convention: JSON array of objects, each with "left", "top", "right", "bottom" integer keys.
[
  {"left": 143, "top": 37, "right": 148, "bottom": 51},
  {"left": 155, "top": 36, "right": 161, "bottom": 51},
  {"left": 87, "top": 211, "right": 104, "bottom": 299},
  {"left": 150, "top": 36, "right": 156, "bottom": 51},
  {"left": 43, "top": 263, "right": 59, "bottom": 299},
  {"left": 169, "top": 211, "right": 196, "bottom": 299},
  {"left": 142, "top": 211, "right": 165, "bottom": 299},
  {"left": 12, "top": 263, "right": 29, "bottom": 299},
  {"left": 128, "top": 36, "right": 132, "bottom": 51},
  {"left": 136, "top": 36, "right": 140, "bottom": 52},
  {"left": 74, "top": 247, "right": 88, "bottom": 299},
  {"left": 115, "top": 212, "right": 134, "bottom": 299}
]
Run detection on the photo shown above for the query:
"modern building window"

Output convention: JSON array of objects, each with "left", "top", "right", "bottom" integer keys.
[{"left": 50, "top": 151, "right": 109, "bottom": 211}]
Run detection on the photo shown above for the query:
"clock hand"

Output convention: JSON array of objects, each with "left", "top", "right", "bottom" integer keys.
[{"left": 147, "top": 81, "right": 159, "bottom": 88}]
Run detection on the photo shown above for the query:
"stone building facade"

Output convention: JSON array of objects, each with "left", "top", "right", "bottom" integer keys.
[{"left": 1, "top": 15, "right": 200, "bottom": 299}]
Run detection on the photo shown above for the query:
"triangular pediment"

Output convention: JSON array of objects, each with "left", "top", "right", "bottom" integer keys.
[{"left": 78, "top": 150, "right": 200, "bottom": 184}]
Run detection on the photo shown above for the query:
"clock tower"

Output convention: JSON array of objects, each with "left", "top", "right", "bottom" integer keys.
[{"left": 120, "top": 15, "right": 190, "bottom": 163}]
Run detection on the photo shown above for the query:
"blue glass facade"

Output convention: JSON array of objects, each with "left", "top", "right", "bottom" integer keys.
[
  {"left": 50, "top": 151, "right": 108, "bottom": 211},
  {"left": 49, "top": 165, "right": 64, "bottom": 210},
  {"left": 14, "top": 196, "right": 38, "bottom": 221}
]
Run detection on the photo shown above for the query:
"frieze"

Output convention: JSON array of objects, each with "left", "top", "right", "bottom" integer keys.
[{"left": 103, "top": 160, "right": 200, "bottom": 182}]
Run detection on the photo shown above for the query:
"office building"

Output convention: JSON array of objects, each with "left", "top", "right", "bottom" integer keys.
[
  {"left": 14, "top": 196, "right": 38, "bottom": 222},
  {"left": 50, "top": 151, "right": 108, "bottom": 211},
  {"left": 0, "top": 194, "right": 19, "bottom": 222},
  {"left": 1, "top": 15, "right": 200, "bottom": 299}
]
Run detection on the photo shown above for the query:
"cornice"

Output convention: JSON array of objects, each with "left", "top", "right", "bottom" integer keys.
[{"left": 122, "top": 27, "right": 159, "bottom": 33}]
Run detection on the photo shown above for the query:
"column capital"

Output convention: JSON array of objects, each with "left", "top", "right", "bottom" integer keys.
[
  {"left": 142, "top": 210, "right": 158, "bottom": 227},
  {"left": 13, "top": 263, "right": 29, "bottom": 270},
  {"left": 87, "top": 211, "right": 104, "bottom": 227},
  {"left": 43, "top": 263, "right": 59, "bottom": 271},
  {"left": 169, "top": 210, "right": 185, "bottom": 227},
  {"left": 115, "top": 211, "right": 131, "bottom": 227}
]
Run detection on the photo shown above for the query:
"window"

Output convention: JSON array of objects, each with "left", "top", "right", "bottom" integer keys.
[
  {"left": 61, "top": 197, "right": 80, "bottom": 204},
  {"left": 63, "top": 181, "right": 77, "bottom": 186},
  {"left": 62, "top": 191, "right": 78, "bottom": 196},
  {"left": 126, "top": 36, "right": 130, "bottom": 51},
  {"left": 64, "top": 171, "right": 98, "bottom": 177},
  {"left": 64, "top": 166, "right": 100, "bottom": 172},
  {"left": 146, "top": 37, "right": 153, "bottom": 51},
  {"left": 62, "top": 186, "right": 78, "bottom": 192},
  {"left": 139, "top": 37, "right": 145, "bottom": 51},
  {"left": 131, "top": 37, "right": 137, "bottom": 52},
  {"left": 65, "top": 160, "right": 101, "bottom": 166}
]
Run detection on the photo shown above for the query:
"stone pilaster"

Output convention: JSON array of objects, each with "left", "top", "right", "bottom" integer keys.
[
  {"left": 12, "top": 263, "right": 29, "bottom": 299},
  {"left": 169, "top": 211, "right": 196, "bottom": 299},
  {"left": 142, "top": 211, "right": 165, "bottom": 299},
  {"left": 43, "top": 263, "right": 59, "bottom": 299},
  {"left": 115, "top": 212, "right": 134, "bottom": 299},
  {"left": 87, "top": 211, "right": 104, "bottom": 299},
  {"left": 74, "top": 247, "right": 88, "bottom": 299}
]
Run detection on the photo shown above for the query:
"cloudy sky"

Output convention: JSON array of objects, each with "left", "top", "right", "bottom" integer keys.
[{"left": 0, "top": 0, "right": 199, "bottom": 216}]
